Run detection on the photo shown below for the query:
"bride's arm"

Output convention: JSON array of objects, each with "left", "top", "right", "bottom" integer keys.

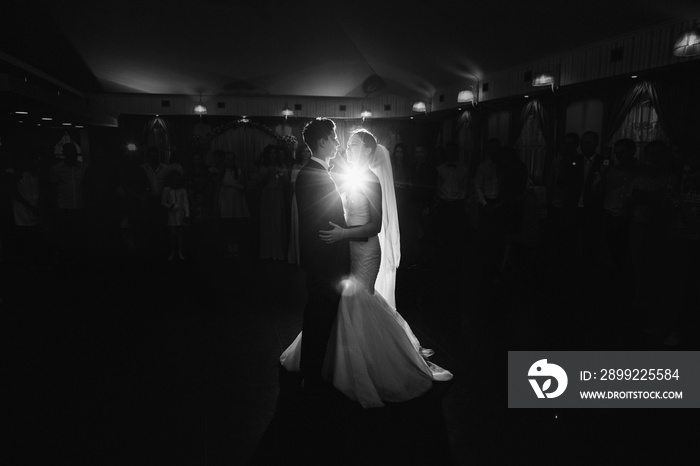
[{"left": 320, "top": 180, "right": 382, "bottom": 243}]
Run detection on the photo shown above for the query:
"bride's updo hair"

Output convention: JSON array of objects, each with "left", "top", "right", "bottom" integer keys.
[{"left": 349, "top": 129, "right": 378, "bottom": 166}]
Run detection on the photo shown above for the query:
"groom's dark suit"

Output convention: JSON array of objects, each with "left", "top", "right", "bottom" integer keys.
[{"left": 296, "top": 159, "right": 350, "bottom": 382}]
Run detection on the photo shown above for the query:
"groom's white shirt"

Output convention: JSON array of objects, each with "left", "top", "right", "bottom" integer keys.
[{"left": 310, "top": 156, "right": 330, "bottom": 172}]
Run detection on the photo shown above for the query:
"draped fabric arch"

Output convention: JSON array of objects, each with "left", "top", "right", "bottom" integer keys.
[
  {"left": 601, "top": 81, "right": 650, "bottom": 147},
  {"left": 513, "top": 100, "right": 548, "bottom": 184},
  {"left": 646, "top": 74, "right": 700, "bottom": 149},
  {"left": 209, "top": 125, "right": 279, "bottom": 173},
  {"left": 145, "top": 117, "right": 172, "bottom": 163}
]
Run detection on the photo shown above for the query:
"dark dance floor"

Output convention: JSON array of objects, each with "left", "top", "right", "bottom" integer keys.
[{"left": 4, "top": 225, "right": 697, "bottom": 465}]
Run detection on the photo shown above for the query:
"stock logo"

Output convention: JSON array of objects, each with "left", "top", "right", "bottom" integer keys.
[{"left": 528, "top": 359, "right": 568, "bottom": 399}]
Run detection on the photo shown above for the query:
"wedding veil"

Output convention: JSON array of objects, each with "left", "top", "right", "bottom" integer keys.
[{"left": 369, "top": 144, "right": 400, "bottom": 310}]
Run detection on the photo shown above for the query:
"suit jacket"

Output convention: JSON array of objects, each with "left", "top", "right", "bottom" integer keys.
[
  {"left": 295, "top": 159, "right": 350, "bottom": 282},
  {"left": 559, "top": 153, "right": 605, "bottom": 211}
]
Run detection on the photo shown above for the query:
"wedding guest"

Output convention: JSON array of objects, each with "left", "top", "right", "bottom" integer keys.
[
  {"left": 140, "top": 147, "right": 169, "bottom": 256},
  {"left": 50, "top": 142, "right": 87, "bottom": 262},
  {"left": 258, "top": 145, "right": 288, "bottom": 260},
  {"left": 161, "top": 170, "right": 190, "bottom": 260},
  {"left": 409, "top": 143, "right": 438, "bottom": 267},
  {"left": 288, "top": 145, "right": 311, "bottom": 264},
  {"left": 558, "top": 131, "right": 606, "bottom": 271},
  {"left": 626, "top": 140, "right": 676, "bottom": 337},
  {"left": 602, "top": 138, "right": 643, "bottom": 278},
  {"left": 435, "top": 142, "right": 468, "bottom": 274},
  {"left": 218, "top": 151, "right": 249, "bottom": 259},
  {"left": 9, "top": 151, "right": 45, "bottom": 267},
  {"left": 82, "top": 147, "right": 122, "bottom": 258},
  {"left": 474, "top": 138, "right": 501, "bottom": 233},
  {"left": 545, "top": 133, "right": 579, "bottom": 245},
  {"left": 392, "top": 143, "right": 415, "bottom": 267},
  {"left": 118, "top": 148, "right": 150, "bottom": 253},
  {"left": 494, "top": 146, "right": 528, "bottom": 280}
]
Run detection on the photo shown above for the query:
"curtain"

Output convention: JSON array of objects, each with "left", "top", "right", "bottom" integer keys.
[
  {"left": 209, "top": 126, "right": 278, "bottom": 175},
  {"left": 646, "top": 75, "right": 700, "bottom": 148},
  {"left": 610, "top": 100, "right": 667, "bottom": 161},
  {"left": 145, "top": 117, "right": 172, "bottom": 163},
  {"left": 601, "top": 82, "right": 650, "bottom": 147},
  {"left": 512, "top": 101, "right": 548, "bottom": 184}
]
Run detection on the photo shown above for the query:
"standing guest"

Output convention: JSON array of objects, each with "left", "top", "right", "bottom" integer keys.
[
  {"left": 545, "top": 133, "right": 579, "bottom": 245},
  {"left": 494, "top": 146, "right": 529, "bottom": 280},
  {"left": 9, "top": 152, "right": 45, "bottom": 267},
  {"left": 288, "top": 145, "right": 311, "bottom": 264},
  {"left": 161, "top": 170, "right": 190, "bottom": 261},
  {"left": 82, "top": 148, "right": 122, "bottom": 259},
  {"left": 50, "top": 142, "right": 87, "bottom": 263},
  {"left": 474, "top": 138, "right": 502, "bottom": 233},
  {"left": 258, "top": 145, "right": 288, "bottom": 260},
  {"left": 409, "top": 143, "right": 438, "bottom": 267},
  {"left": 392, "top": 143, "right": 414, "bottom": 267},
  {"left": 188, "top": 152, "right": 214, "bottom": 252},
  {"left": 602, "top": 138, "right": 644, "bottom": 278},
  {"left": 118, "top": 148, "right": 149, "bottom": 253},
  {"left": 140, "top": 147, "right": 169, "bottom": 256},
  {"left": 558, "top": 131, "right": 606, "bottom": 271},
  {"left": 626, "top": 141, "right": 676, "bottom": 338},
  {"left": 435, "top": 142, "right": 468, "bottom": 275},
  {"left": 218, "top": 151, "right": 249, "bottom": 259}
]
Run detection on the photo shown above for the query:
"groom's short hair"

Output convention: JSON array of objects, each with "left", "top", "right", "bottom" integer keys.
[{"left": 302, "top": 118, "right": 335, "bottom": 154}]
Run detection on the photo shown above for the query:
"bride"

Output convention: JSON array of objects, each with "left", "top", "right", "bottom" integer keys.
[{"left": 280, "top": 129, "right": 452, "bottom": 408}]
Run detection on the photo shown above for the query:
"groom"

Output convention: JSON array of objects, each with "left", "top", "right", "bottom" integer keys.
[{"left": 296, "top": 118, "right": 349, "bottom": 393}]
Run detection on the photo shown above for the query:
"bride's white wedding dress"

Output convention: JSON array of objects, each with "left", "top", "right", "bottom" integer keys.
[{"left": 280, "top": 177, "right": 452, "bottom": 408}]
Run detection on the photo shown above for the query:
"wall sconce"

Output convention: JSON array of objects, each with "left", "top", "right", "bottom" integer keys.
[
  {"left": 360, "top": 109, "right": 372, "bottom": 121},
  {"left": 672, "top": 26, "right": 700, "bottom": 57},
  {"left": 282, "top": 105, "right": 294, "bottom": 119},
  {"left": 457, "top": 88, "right": 478, "bottom": 107},
  {"left": 194, "top": 93, "right": 207, "bottom": 115},
  {"left": 412, "top": 101, "right": 427, "bottom": 113},
  {"left": 532, "top": 72, "right": 556, "bottom": 92}
]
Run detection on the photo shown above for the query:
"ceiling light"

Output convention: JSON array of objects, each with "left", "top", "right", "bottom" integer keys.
[
  {"left": 42, "top": 117, "right": 53, "bottom": 121},
  {"left": 412, "top": 101, "right": 427, "bottom": 112},
  {"left": 62, "top": 123, "right": 71, "bottom": 126},
  {"left": 672, "top": 27, "right": 700, "bottom": 57},
  {"left": 631, "top": 75, "right": 638, "bottom": 79},
  {"left": 532, "top": 72, "right": 556, "bottom": 87},
  {"left": 360, "top": 109, "right": 372, "bottom": 120},
  {"left": 75, "top": 125, "right": 84, "bottom": 128},
  {"left": 457, "top": 90, "right": 475, "bottom": 103},
  {"left": 194, "top": 104, "right": 207, "bottom": 115},
  {"left": 281, "top": 106, "right": 294, "bottom": 118},
  {"left": 127, "top": 143, "right": 137, "bottom": 151},
  {"left": 15, "top": 111, "right": 28, "bottom": 115}
]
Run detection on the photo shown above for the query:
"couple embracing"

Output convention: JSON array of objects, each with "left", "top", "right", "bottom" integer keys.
[{"left": 280, "top": 118, "right": 452, "bottom": 409}]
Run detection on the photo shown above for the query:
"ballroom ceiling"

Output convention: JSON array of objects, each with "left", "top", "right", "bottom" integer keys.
[{"left": 2, "top": 0, "right": 700, "bottom": 101}]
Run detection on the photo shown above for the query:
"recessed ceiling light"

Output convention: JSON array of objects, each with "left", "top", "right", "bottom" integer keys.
[
  {"left": 524, "top": 95, "right": 529, "bottom": 98},
  {"left": 15, "top": 111, "right": 28, "bottom": 115},
  {"left": 62, "top": 123, "right": 71, "bottom": 126},
  {"left": 631, "top": 75, "right": 638, "bottom": 79},
  {"left": 75, "top": 125, "right": 84, "bottom": 128},
  {"left": 42, "top": 117, "right": 53, "bottom": 121}
]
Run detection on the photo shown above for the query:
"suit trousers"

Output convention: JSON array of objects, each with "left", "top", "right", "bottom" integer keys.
[{"left": 300, "top": 274, "right": 342, "bottom": 381}]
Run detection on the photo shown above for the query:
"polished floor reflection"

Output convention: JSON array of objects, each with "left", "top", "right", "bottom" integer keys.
[{"left": 4, "top": 224, "right": 696, "bottom": 464}]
